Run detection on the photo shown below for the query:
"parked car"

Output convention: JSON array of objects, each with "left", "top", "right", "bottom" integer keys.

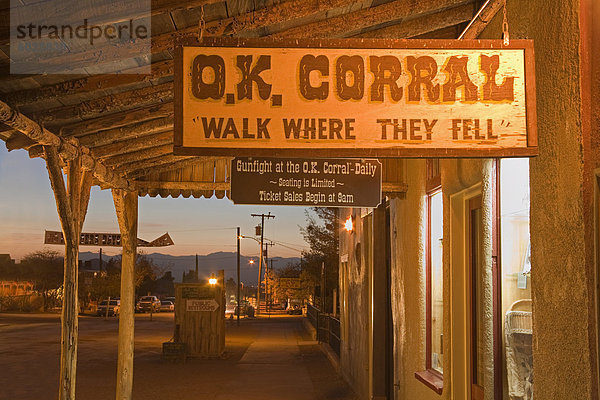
[
  {"left": 234, "top": 301, "right": 253, "bottom": 317},
  {"left": 136, "top": 296, "right": 161, "bottom": 313},
  {"left": 97, "top": 299, "right": 120, "bottom": 317},
  {"left": 160, "top": 300, "right": 174, "bottom": 312},
  {"left": 287, "top": 304, "right": 302, "bottom": 315}
]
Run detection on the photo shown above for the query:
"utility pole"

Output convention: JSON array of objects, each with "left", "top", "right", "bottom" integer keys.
[
  {"left": 236, "top": 227, "right": 241, "bottom": 326},
  {"left": 269, "top": 258, "right": 278, "bottom": 316},
  {"left": 99, "top": 248, "right": 103, "bottom": 272},
  {"left": 263, "top": 242, "right": 275, "bottom": 314},
  {"left": 264, "top": 244, "right": 268, "bottom": 316},
  {"left": 251, "top": 212, "right": 275, "bottom": 315},
  {"left": 321, "top": 261, "right": 326, "bottom": 312},
  {"left": 195, "top": 254, "right": 199, "bottom": 283}
]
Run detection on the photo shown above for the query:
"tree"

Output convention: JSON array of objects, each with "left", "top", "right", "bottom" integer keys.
[
  {"left": 300, "top": 207, "right": 339, "bottom": 312},
  {"left": 85, "top": 253, "right": 168, "bottom": 301},
  {"left": 19, "top": 249, "right": 63, "bottom": 310}
]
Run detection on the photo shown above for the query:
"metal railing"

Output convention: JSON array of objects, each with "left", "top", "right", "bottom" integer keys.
[{"left": 306, "top": 302, "right": 341, "bottom": 357}]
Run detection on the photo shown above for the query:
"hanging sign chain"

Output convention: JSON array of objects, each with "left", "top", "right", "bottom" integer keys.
[
  {"left": 502, "top": 0, "right": 510, "bottom": 45},
  {"left": 198, "top": 5, "right": 206, "bottom": 42}
]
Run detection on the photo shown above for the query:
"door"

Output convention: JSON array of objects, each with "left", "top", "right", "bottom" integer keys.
[{"left": 469, "top": 196, "right": 484, "bottom": 400}]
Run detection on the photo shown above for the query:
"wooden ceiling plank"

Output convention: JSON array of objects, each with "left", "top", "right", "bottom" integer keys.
[
  {"left": 0, "top": 0, "right": 224, "bottom": 46},
  {"left": 7, "top": 0, "right": 372, "bottom": 73},
  {"left": 354, "top": 2, "right": 474, "bottom": 39},
  {"left": 119, "top": 154, "right": 194, "bottom": 177},
  {"left": 77, "top": 116, "right": 173, "bottom": 147},
  {"left": 202, "top": 0, "right": 373, "bottom": 37},
  {"left": 271, "top": 0, "right": 471, "bottom": 39},
  {"left": 91, "top": 131, "right": 173, "bottom": 158},
  {"left": 60, "top": 102, "right": 173, "bottom": 137},
  {"left": 132, "top": 157, "right": 221, "bottom": 180},
  {"left": 3, "top": 60, "right": 173, "bottom": 108},
  {"left": 103, "top": 143, "right": 174, "bottom": 166},
  {"left": 35, "top": 82, "right": 174, "bottom": 127}
]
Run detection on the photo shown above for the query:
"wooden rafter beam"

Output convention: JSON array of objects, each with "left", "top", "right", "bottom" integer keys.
[
  {"left": 0, "top": 100, "right": 132, "bottom": 190},
  {"left": 459, "top": 0, "right": 504, "bottom": 39},
  {"left": 2, "top": 60, "right": 173, "bottom": 108},
  {"left": 60, "top": 103, "right": 173, "bottom": 138},
  {"left": 103, "top": 144, "right": 174, "bottom": 166},
  {"left": 201, "top": 0, "right": 373, "bottom": 37},
  {"left": 33, "top": 83, "right": 173, "bottom": 128},
  {"left": 354, "top": 2, "right": 475, "bottom": 39},
  {"left": 126, "top": 157, "right": 213, "bottom": 179},
  {"left": 2, "top": 0, "right": 371, "bottom": 72},
  {"left": 271, "top": 0, "right": 471, "bottom": 39},
  {"left": 78, "top": 117, "right": 173, "bottom": 147},
  {"left": 29, "top": 131, "right": 173, "bottom": 161},
  {"left": 118, "top": 154, "right": 196, "bottom": 177},
  {"left": 0, "top": 0, "right": 223, "bottom": 46},
  {"left": 91, "top": 131, "right": 173, "bottom": 157}
]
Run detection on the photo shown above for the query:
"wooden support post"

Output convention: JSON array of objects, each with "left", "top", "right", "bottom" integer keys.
[
  {"left": 44, "top": 146, "right": 92, "bottom": 400},
  {"left": 112, "top": 189, "right": 138, "bottom": 400},
  {"left": 371, "top": 203, "right": 391, "bottom": 400}
]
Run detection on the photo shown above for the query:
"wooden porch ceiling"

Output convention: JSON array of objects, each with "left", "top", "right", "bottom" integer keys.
[{"left": 0, "top": 0, "right": 496, "bottom": 199}]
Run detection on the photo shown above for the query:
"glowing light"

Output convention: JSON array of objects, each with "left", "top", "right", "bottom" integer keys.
[
  {"left": 209, "top": 274, "right": 217, "bottom": 285},
  {"left": 249, "top": 259, "right": 255, "bottom": 264},
  {"left": 344, "top": 216, "right": 354, "bottom": 232}
]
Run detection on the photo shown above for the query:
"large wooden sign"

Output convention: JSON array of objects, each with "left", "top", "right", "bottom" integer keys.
[
  {"left": 174, "top": 38, "right": 536, "bottom": 158},
  {"left": 230, "top": 157, "right": 382, "bottom": 207},
  {"left": 175, "top": 278, "right": 225, "bottom": 357}
]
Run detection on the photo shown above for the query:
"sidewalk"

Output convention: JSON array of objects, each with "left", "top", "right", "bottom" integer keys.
[
  {"left": 0, "top": 313, "right": 356, "bottom": 400},
  {"left": 215, "top": 316, "right": 354, "bottom": 400}
]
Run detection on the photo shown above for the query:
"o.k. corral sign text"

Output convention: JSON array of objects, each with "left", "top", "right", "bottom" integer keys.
[
  {"left": 230, "top": 157, "right": 381, "bottom": 207},
  {"left": 174, "top": 38, "right": 536, "bottom": 158}
]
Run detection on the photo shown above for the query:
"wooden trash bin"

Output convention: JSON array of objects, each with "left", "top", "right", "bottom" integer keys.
[{"left": 174, "top": 271, "right": 225, "bottom": 358}]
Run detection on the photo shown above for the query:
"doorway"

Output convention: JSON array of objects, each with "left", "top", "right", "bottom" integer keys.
[
  {"left": 371, "top": 202, "right": 395, "bottom": 400},
  {"left": 468, "top": 196, "right": 484, "bottom": 400}
]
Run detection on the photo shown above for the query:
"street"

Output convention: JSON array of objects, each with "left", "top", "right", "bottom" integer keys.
[{"left": 0, "top": 313, "right": 355, "bottom": 400}]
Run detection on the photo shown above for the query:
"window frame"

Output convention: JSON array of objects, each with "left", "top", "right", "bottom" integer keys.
[{"left": 415, "top": 160, "right": 444, "bottom": 394}]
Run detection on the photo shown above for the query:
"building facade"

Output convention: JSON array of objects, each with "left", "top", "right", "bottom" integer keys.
[{"left": 337, "top": 0, "right": 599, "bottom": 399}]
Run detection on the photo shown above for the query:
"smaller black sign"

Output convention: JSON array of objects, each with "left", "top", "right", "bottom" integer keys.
[
  {"left": 181, "top": 286, "right": 211, "bottom": 299},
  {"left": 230, "top": 157, "right": 382, "bottom": 207}
]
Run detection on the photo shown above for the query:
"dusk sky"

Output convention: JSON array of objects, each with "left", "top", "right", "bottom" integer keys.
[{"left": 0, "top": 146, "right": 311, "bottom": 262}]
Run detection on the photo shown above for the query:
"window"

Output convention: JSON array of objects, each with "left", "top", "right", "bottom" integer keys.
[
  {"left": 429, "top": 190, "right": 444, "bottom": 374},
  {"left": 416, "top": 159, "right": 444, "bottom": 394},
  {"left": 500, "top": 159, "right": 533, "bottom": 400}
]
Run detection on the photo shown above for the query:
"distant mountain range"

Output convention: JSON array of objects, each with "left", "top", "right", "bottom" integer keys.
[{"left": 78, "top": 251, "right": 300, "bottom": 285}]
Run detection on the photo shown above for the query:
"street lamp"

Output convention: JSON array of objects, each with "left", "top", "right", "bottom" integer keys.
[
  {"left": 208, "top": 274, "right": 217, "bottom": 285},
  {"left": 344, "top": 216, "right": 354, "bottom": 232}
]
